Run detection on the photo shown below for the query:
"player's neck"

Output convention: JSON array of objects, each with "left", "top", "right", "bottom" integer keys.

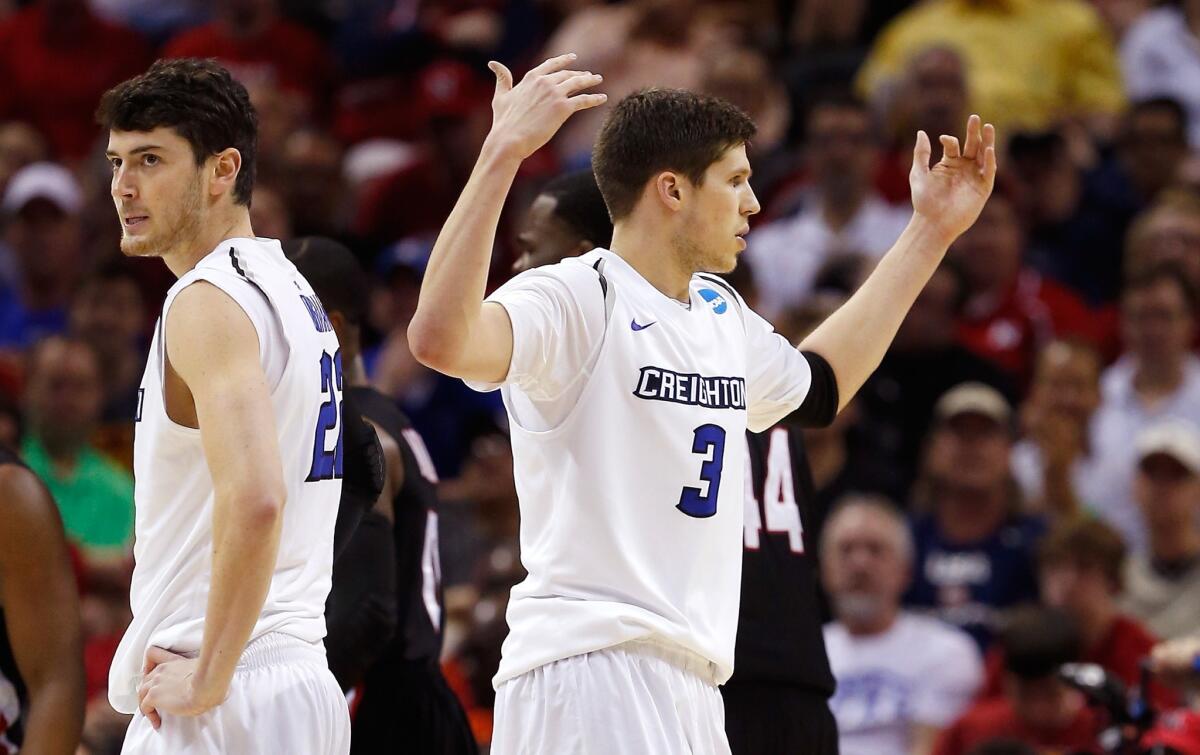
[
  {"left": 163, "top": 208, "right": 255, "bottom": 278},
  {"left": 342, "top": 352, "right": 367, "bottom": 387},
  {"left": 609, "top": 222, "right": 693, "bottom": 302}
]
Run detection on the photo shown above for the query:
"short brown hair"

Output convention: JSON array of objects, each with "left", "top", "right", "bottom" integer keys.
[
  {"left": 97, "top": 58, "right": 258, "bottom": 205},
  {"left": 1038, "top": 518, "right": 1127, "bottom": 592},
  {"left": 592, "top": 88, "right": 756, "bottom": 220}
]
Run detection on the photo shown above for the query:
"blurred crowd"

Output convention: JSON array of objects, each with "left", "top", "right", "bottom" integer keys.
[{"left": 3, "top": 0, "right": 1200, "bottom": 752}]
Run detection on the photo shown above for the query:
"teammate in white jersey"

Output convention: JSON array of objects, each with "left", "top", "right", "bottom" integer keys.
[
  {"left": 408, "top": 53, "right": 997, "bottom": 754},
  {"left": 97, "top": 59, "right": 350, "bottom": 753}
]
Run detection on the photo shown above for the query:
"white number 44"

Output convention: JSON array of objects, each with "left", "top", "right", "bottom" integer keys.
[{"left": 743, "top": 428, "right": 804, "bottom": 553}]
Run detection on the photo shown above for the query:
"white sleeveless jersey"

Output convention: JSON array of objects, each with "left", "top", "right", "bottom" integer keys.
[
  {"left": 471, "top": 249, "right": 815, "bottom": 687},
  {"left": 109, "top": 238, "right": 344, "bottom": 714}
]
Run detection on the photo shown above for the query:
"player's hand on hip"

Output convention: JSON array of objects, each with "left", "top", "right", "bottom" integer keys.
[
  {"left": 137, "top": 647, "right": 224, "bottom": 729},
  {"left": 484, "top": 53, "right": 606, "bottom": 161},
  {"left": 909, "top": 114, "right": 998, "bottom": 244}
]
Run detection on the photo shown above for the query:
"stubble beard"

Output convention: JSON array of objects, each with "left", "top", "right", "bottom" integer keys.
[
  {"left": 673, "top": 229, "right": 735, "bottom": 276},
  {"left": 119, "top": 179, "right": 206, "bottom": 260}
]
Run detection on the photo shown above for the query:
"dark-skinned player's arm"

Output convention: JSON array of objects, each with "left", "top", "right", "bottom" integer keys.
[
  {"left": 331, "top": 394, "right": 386, "bottom": 560},
  {"left": 0, "top": 465, "right": 85, "bottom": 755},
  {"left": 325, "top": 418, "right": 402, "bottom": 691},
  {"left": 137, "top": 281, "right": 288, "bottom": 728},
  {"left": 800, "top": 115, "right": 997, "bottom": 413},
  {"left": 408, "top": 54, "right": 606, "bottom": 381}
]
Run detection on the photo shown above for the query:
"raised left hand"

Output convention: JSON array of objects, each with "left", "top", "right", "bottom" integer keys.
[
  {"left": 910, "top": 114, "right": 997, "bottom": 244},
  {"left": 137, "top": 647, "right": 224, "bottom": 729}
]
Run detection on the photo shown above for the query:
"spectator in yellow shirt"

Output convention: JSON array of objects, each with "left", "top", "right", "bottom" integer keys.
[{"left": 857, "top": 0, "right": 1125, "bottom": 138}]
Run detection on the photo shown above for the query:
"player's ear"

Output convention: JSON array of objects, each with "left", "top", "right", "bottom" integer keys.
[
  {"left": 209, "top": 148, "right": 242, "bottom": 199},
  {"left": 654, "top": 171, "right": 683, "bottom": 213}
]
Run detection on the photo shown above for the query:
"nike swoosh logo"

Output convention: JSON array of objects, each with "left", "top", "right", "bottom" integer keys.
[{"left": 631, "top": 319, "right": 657, "bottom": 331}]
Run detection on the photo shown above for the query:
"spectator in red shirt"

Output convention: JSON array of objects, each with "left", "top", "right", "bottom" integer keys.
[
  {"left": 977, "top": 518, "right": 1177, "bottom": 708},
  {"left": 951, "top": 191, "right": 1099, "bottom": 386},
  {"left": 1038, "top": 519, "right": 1173, "bottom": 705},
  {"left": 935, "top": 607, "right": 1102, "bottom": 755},
  {"left": 162, "top": 0, "right": 335, "bottom": 120},
  {"left": 0, "top": 0, "right": 150, "bottom": 160}
]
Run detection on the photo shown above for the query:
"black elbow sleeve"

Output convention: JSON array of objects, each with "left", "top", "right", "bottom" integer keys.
[{"left": 793, "top": 351, "right": 839, "bottom": 428}]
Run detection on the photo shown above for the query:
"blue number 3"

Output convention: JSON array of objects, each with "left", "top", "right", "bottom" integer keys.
[
  {"left": 306, "top": 349, "right": 344, "bottom": 482},
  {"left": 677, "top": 424, "right": 726, "bottom": 518}
]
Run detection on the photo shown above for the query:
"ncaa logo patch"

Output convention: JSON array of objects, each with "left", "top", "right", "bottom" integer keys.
[{"left": 699, "top": 288, "right": 728, "bottom": 314}]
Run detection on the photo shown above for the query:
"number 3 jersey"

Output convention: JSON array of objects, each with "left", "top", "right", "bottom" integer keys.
[
  {"left": 468, "top": 249, "right": 819, "bottom": 688},
  {"left": 109, "top": 238, "right": 344, "bottom": 715}
]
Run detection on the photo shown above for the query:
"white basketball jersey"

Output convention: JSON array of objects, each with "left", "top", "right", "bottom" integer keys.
[
  {"left": 109, "top": 238, "right": 344, "bottom": 715},
  {"left": 474, "top": 249, "right": 814, "bottom": 687}
]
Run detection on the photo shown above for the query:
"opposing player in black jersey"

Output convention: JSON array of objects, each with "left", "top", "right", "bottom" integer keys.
[
  {"left": 726, "top": 414, "right": 840, "bottom": 754},
  {"left": 512, "top": 168, "right": 843, "bottom": 754},
  {"left": 0, "top": 446, "right": 86, "bottom": 753},
  {"left": 286, "top": 237, "right": 477, "bottom": 755},
  {"left": 512, "top": 169, "right": 612, "bottom": 273}
]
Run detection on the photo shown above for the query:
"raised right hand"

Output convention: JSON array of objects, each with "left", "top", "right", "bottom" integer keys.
[{"left": 485, "top": 53, "right": 606, "bottom": 161}]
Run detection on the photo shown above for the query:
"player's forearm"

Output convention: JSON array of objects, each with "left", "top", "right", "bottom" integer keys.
[
  {"left": 800, "top": 215, "right": 953, "bottom": 412},
  {"left": 408, "top": 138, "right": 522, "bottom": 371},
  {"left": 21, "top": 678, "right": 85, "bottom": 755},
  {"left": 193, "top": 491, "right": 284, "bottom": 704},
  {"left": 326, "top": 511, "right": 398, "bottom": 690}
]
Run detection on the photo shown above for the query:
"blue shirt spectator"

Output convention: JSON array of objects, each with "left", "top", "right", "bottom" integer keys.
[{"left": 902, "top": 382, "right": 1047, "bottom": 648}]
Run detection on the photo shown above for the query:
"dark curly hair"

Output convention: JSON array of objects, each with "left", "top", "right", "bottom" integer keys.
[{"left": 96, "top": 58, "right": 258, "bottom": 205}]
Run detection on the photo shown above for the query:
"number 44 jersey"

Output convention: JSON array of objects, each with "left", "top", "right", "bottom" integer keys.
[
  {"left": 467, "top": 249, "right": 820, "bottom": 689},
  {"left": 109, "top": 238, "right": 344, "bottom": 715}
]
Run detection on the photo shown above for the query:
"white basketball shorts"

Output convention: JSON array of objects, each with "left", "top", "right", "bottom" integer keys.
[
  {"left": 491, "top": 639, "right": 731, "bottom": 755},
  {"left": 121, "top": 632, "right": 350, "bottom": 754}
]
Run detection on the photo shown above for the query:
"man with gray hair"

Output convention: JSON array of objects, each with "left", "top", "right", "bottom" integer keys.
[{"left": 823, "top": 494, "right": 982, "bottom": 755}]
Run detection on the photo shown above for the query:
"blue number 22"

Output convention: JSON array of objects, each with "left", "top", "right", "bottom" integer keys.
[
  {"left": 306, "top": 349, "right": 344, "bottom": 482},
  {"left": 677, "top": 424, "right": 726, "bottom": 518}
]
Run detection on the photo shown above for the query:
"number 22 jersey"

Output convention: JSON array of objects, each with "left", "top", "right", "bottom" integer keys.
[
  {"left": 468, "top": 249, "right": 819, "bottom": 688},
  {"left": 109, "top": 238, "right": 344, "bottom": 714}
]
